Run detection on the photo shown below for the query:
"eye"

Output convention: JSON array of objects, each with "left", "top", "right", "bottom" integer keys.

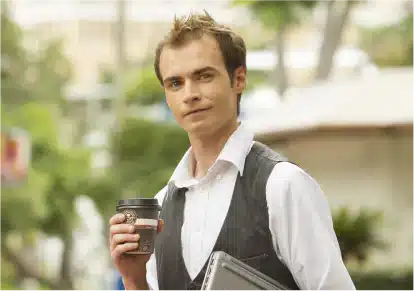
[
  {"left": 199, "top": 73, "right": 212, "bottom": 81},
  {"left": 170, "top": 80, "right": 181, "bottom": 89}
]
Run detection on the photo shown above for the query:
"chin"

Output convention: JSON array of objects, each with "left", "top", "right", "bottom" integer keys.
[{"left": 184, "top": 120, "right": 215, "bottom": 136}]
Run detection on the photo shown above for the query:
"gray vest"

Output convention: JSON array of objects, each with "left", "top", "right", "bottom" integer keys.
[{"left": 155, "top": 142, "right": 300, "bottom": 290}]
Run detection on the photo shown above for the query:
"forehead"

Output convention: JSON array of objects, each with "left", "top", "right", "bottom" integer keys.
[{"left": 159, "top": 34, "right": 226, "bottom": 79}]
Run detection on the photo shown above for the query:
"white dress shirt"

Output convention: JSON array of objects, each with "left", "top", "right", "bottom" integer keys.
[{"left": 145, "top": 123, "right": 355, "bottom": 290}]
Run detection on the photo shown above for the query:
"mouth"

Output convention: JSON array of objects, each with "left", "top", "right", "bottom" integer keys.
[{"left": 185, "top": 108, "right": 211, "bottom": 117}]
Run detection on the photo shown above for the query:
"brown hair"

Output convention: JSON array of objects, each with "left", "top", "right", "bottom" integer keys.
[{"left": 154, "top": 11, "right": 247, "bottom": 115}]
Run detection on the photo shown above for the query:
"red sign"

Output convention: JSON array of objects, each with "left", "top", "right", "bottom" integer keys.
[{"left": 1, "top": 129, "right": 31, "bottom": 185}]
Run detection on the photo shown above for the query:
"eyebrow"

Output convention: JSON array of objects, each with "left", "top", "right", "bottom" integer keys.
[{"left": 163, "top": 66, "right": 218, "bottom": 84}]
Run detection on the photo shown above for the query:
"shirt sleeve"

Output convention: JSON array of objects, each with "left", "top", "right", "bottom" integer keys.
[
  {"left": 146, "top": 254, "right": 158, "bottom": 290},
  {"left": 146, "top": 186, "right": 168, "bottom": 290},
  {"left": 266, "top": 162, "right": 355, "bottom": 290}
]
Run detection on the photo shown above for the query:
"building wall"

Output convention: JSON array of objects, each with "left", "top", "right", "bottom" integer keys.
[{"left": 267, "top": 129, "right": 413, "bottom": 269}]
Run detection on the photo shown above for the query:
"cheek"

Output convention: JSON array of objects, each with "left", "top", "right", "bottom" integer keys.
[
  {"left": 165, "top": 95, "right": 178, "bottom": 115},
  {"left": 216, "top": 85, "right": 237, "bottom": 110},
  {"left": 204, "top": 80, "right": 231, "bottom": 102},
  {"left": 166, "top": 94, "right": 186, "bottom": 123}
]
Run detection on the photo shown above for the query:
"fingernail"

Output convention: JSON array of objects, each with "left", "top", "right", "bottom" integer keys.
[{"left": 135, "top": 234, "right": 140, "bottom": 240}]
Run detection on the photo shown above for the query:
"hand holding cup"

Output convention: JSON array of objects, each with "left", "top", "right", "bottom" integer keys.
[{"left": 109, "top": 198, "right": 163, "bottom": 285}]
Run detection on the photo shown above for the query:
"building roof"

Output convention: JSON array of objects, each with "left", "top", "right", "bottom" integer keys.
[{"left": 244, "top": 68, "right": 413, "bottom": 140}]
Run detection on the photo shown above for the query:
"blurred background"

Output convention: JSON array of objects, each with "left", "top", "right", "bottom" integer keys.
[{"left": 1, "top": 0, "right": 413, "bottom": 289}]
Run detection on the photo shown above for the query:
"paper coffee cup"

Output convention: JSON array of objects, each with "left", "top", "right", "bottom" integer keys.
[{"left": 116, "top": 198, "right": 161, "bottom": 255}]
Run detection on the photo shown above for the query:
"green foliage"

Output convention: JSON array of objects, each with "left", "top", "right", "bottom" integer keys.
[
  {"left": 1, "top": 103, "right": 92, "bottom": 237},
  {"left": 83, "top": 118, "right": 189, "bottom": 222},
  {"left": 99, "top": 67, "right": 116, "bottom": 84},
  {"left": 29, "top": 39, "right": 73, "bottom": 106},
  {"left": 125, "top": 65, "right": 165, "bottom": 106},
  {"left": 1, "top": 281, "right": 18, "bottom": 290},
  {"left": 1, "top": 4, "right": 71, "bottom": 108},
  {"left": 0, "top": 9, "right": 80, "bottom": 239},
  {"left": 233, "top": 0, "right": 318, "bottom": 28},
  {"left": 1, "top": 256, "right": 18, "bottom": 289},
  {"left": 1, "top": 14, "right": 25, "bottom": 79},
  {"left": 333, "top": 207, "right": 387, "bottom": 265},
  {"left": 112, "top": 118, "right": 189, "bottom": 195},
  {"left": 1, "top": 4, "right": 90, "bottom": 289},
  {"left": 1, "top": 102, "right": 94, "bottom": 287},
  {"left": 82, "top": 176, "right": 119, "bottom": 223},
  {"left": 351, "top": 268, "right": 413, "bottom": 290},
  {"left": 1, "top": 102, "right": 92, "bottom": 288},
  {"left": 360, "top": 13, "right": 413, "bottom": 67}
]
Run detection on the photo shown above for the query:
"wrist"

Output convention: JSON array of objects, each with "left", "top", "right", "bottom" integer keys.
[
  {"left": 122, "top": 279, "right": 137, "bottom": 290},
  {"left": 122, "top": 269, "right": 148, "bottom": 290}
]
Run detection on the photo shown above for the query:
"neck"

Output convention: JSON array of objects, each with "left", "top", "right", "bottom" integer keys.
[{"left": 189, "top": 120, "right": 239, "bottom": 179}]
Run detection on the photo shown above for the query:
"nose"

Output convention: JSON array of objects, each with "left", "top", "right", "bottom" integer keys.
[{"left": 183, "top": 80, "right": 201, "bottom": 104}]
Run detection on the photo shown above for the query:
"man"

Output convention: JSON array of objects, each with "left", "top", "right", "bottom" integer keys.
[{"left": 109, "top": 11, "right": 355, "bottom": 290}]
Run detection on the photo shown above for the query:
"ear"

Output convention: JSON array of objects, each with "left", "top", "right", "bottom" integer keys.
[{"left": 233, "top": 66, "right": 247, "bottom": 93}]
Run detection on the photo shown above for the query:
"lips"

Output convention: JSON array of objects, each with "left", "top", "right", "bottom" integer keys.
[{"left": 185, "top": 108, "right": 211, "bottom": 116}]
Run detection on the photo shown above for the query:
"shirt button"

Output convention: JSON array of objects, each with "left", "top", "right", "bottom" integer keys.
[{"left": 216, "top": 175, "right": 222, "bottom": 180}]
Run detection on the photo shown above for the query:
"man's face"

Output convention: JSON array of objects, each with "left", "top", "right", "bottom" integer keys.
[{"left": 159, "top": 34, "right": 246, "bottom": 136}]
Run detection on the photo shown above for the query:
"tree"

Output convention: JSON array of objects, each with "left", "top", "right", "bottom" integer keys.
[
  {"left": 124, "top": 65, "right": 165, "bottom": 106},
  {"left": 1, "top": 4, "right": 91, "bottom": 289},
  {"left": 1, "top": 3, "right": 72, "bottom": 110},
  {"left": 1, "top": 1, "right": 28, "bottom": 107},
  {"left": 234, "top": 0, "right": 317, "bottom": 96},
  {"left": 332, "top": 207, "right": 387, "bottom": 265},
  {"left": 1, "top": 103, "right": 91, "bottom": 290},
  {"left": 65, "top": 110, "right": 190, "bottom": 288},
  {"left": 81, "top": 119, "right": 190, "bottom": 262},
  {"left": 315, "top": 0, "right": 358, "bottom": 81},
  {"left": 234, "top": 0, "right": 360, "bottom": 90},
  {"left": 359, "top": 11, "right": 413, "bottom": 67}
]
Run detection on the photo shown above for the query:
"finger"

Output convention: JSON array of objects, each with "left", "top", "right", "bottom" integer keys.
[
  {"left": 109, "top": 213, "right": 126, "bottom": 226},
  {"left": 157, "top": 219, "right": 164, "bottom": 234},
  {"left": 110, "top": 233, "right": 140, "bottom": 252},
  {"left": 112, "top": 233, "right": 140, "bottom": 247},
  {"left": 109, "top": 224, "right": 135, "bottom": 245},
  {"left": 112, "top": 242, "right": 139, "bottom": 258},
  {"left": 110, "top": 224, "right": 135, "bottom": 237}
]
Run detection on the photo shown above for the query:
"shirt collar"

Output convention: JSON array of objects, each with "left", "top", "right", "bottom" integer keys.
[{"left": 169, "top": 123, "right": 254, "bottom": 187}]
